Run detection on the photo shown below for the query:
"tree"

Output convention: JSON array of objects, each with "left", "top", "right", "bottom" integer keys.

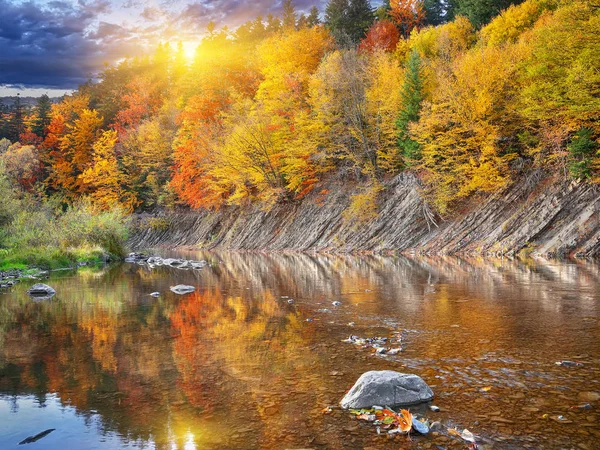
[
  {"left": 112, "top": 76, "right": 163, "bottom": 136},
  {"left": 376, "top": 0, "right": 392, "bottom": 20},
  {"left": 43, "top": 95, "right": 103, "bottom": 196},
  {"left": 396, "top": 49, "right": 424, "bottom": 166},
  {"left": 423, "top": 0, "right": 447, "bottom": 25},
  {"left": 257, "top": 26, "right": 334, "bottom": 116},
  {"left": 455, "top": 0, "right": 523, "bottom": 28},
  {"left": 1, "top": 143, "right": 41, "bottom": 192},
  {"left": 307, "top": 6, "right": 321, "bottom": 27},
  {"left": 358, "top": 19, "right": 400, "bottom": 53},
  {"left": 80, "top": 129, "right": 137, "bottom": 211},
  {"left": 348, "top": 0, "right": 375, "bottom": 43},
  {"left": 390, "top": 0, "right": 426, "bottom": 37},
  {"left": 8, "top": 94, "right": 24, "bottom": 142},
  {"left": 282, "top": 0, "right": 297, "bottom": 30},
  {"left": 325, "top": 0, "right": 374, "bottom": 45},
  {"left": 33, "top": 94, "right": 52, "bottom": 137},
  {"left": 297, "top": 14, "right": 308, "bottom": 29},
  {"left": 325, "top": 0, "right": 351, "bottom": 43},
  {"left": 567, "top": 128, "right": 598, "bottom": 180},
  {"left": 414, "top": 43, "right": 524, "bottom": 214},
  {"left": 307, "top": 49, "right": 403, "bottom": 177},
  {"left": 266, "top": 14, "right": 281, "bottom": 34},
  {"left": 121, "top": 107, "right": 177, "bottom": 208}
]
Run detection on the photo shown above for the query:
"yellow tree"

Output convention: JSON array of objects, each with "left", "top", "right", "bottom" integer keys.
[
  {"left": 518, "top": 0, "right": 600, "bottom": 170},
  {"left": 257, "top": 26, "right": 334, "bottom": 117},
  {"left": 80, "top": 130, "right": 137, "bottom": 211},
  {"left": 306, "top": 49, "right": 403, "bottom": 177},
  {"left": 414, "top": 42, "right": 526, "bottom": 214},
  {"left": 43, "top": 95, "right": 103, "bottom": 197}
]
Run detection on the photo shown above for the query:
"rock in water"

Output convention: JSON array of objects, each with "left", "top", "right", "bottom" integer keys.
[
  {"left": 340, "top": 371, "right": 434, "bottom": 409},
  {"left": 170, "top": 285, "right": 196, "bottom": 295},
  {"left": 412, "top": 419, "right": 429, "bottom": 434},
  {"left": 27, "top": 284, "right": 56, "bottom": 300}
]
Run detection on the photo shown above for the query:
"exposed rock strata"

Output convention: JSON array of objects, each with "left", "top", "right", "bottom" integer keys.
[{"left": 129, "top": 173, "right": 600, "bottom": 258}]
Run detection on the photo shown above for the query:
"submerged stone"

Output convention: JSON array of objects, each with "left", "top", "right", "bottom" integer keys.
[
  {"left": 340, "top": 370, "right": 434, "bottom": 409},
  {"left": 27, "top": 284, "right": 56, "bottom": 300},
  {"left": 412, "top": 419, "right": 430, "bottom": 434},
  {"left": 170, "top": 285, "right": 196, "bottom": 295}
]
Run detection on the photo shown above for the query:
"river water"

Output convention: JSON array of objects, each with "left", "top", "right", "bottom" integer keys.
[{"left": 0, "top": 252, "right": 599, "bottom": 449}]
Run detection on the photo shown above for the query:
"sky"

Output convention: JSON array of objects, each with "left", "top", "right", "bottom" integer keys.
[{"left": 0, "top": 0, "right": 350, "bottom": 97}]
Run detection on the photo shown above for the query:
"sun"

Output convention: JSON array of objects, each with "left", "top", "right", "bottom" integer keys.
[{"left": 181, "top": 41, "right": 200, "bottom": 63}]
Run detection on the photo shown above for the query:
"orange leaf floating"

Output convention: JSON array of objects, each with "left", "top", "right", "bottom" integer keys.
[{"left": 398, "top": 409, "right": 413, "bottom": 433}]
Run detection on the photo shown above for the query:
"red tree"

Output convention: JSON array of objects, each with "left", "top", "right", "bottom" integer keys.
[
  {"left": 359, "top": 19, "right": 401, "bottom": 53},
  {"left": 390, "top": 0, "right": 425, "bottom": 38}
]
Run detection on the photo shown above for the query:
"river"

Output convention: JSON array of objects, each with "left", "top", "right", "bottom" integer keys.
[{"left": 1, "top": 252, "right": 599, "bottom": 449}]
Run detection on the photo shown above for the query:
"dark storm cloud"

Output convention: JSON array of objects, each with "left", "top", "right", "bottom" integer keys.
[{"left": 0, "top": 0, "right": 136, "bottom": 89}]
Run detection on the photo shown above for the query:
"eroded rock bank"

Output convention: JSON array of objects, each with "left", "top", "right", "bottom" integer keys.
[{"left": 128, "top": 172, "right": 600, "bottom": 258}]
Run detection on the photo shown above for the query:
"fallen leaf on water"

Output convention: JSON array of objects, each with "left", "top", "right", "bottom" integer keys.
[
  {"left": 398, "top": 409, "right": 413, "bottom": 433},
  {"left": 480, "top": 386, "right": 492, "bottom": 392},
  {"left": 448, "top": 427, "right": 461, "bottom": 437}
]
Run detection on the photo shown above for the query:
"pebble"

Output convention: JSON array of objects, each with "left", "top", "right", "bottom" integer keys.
[
  {"left": 579, "top": 392, "right": 600, "bottom": 402},
  {"left": 556, "top": 360, "right": 584, "bottom": 367},
  {"left": 412, "top": 419, "right": 429, "bottom": 434}
]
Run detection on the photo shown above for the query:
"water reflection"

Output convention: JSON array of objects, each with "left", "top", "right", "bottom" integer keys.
[{"left": 0, "top": 254, "right": 599, "bottom": 449}]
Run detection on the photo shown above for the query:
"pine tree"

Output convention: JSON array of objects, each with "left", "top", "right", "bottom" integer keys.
[
  {"left": 282, "top": 0, "right": 297, "bottom": 30},
  {"left": 8, "top": 94, "right": 24, "bottom": 142},
  {"left": 297, "top": 14, "right": 308, "bottom": 29},
  {"left": 325, "top": 0, "right": 350, "bottom": 41},
  {"left": 396, "top": 49, "right": 424, "bottom": 166},
  {"left": 33, "top": 94, "right": 52, "bottom": 137},
  {"left": 0, "top": 101, "right": 10, "bottom": 140},
  {"left": 348, "top": 0, "right": 374, "bottom": 43},
  {"left": 455, "top": 0, "right": 522, "bottom": 28},
  {"left": 266, "top": 13, "right": 281, "bottom": 34},
  {"left": 325, "top": 0, "right": 373, "bottom": 45},
  {"left": 424, "top": 0, "right": 446, "bottom": 25},
  {"left": 307, "top": 6, "right": 321, "bottom": 27}
]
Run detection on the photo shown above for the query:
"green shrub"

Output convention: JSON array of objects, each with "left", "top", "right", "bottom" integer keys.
[{"left": 568, "top": 128, "right": 598, "bottom": 180}]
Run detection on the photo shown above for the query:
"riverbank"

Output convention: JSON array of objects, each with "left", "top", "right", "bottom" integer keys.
[
  {"left": 128, "top": 172, "right": 600, "bottom": 258},
  {"left": 0, "top": 247, "right": 116, "bottom": 272}
]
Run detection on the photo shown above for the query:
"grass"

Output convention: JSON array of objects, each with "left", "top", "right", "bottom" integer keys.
[
  {"left": 0, "top": 247, "right": 109, "bottom": 271},
  {"left": 0, "top": 162, "right": 130, "bottom": 272}
]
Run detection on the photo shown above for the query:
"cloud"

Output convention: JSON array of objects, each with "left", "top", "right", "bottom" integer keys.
[
  {"left": 0, "top": 0, "right": 384, "bottom": 92},
  {"left": 0, "top": 0, "right": 143, "bottom": 89}
]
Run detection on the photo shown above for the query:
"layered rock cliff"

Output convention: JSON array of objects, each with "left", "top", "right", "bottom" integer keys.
[{"left": 128, "top": 172, "right": 600, "bottom": 258}]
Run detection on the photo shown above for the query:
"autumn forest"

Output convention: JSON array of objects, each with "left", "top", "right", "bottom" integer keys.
[{"left": 0, "top": 0, "right": 599, "bottom": 265}]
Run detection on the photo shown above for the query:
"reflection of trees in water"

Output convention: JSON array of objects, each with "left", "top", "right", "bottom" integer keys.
[{"left": 0, "top": 255, "right": 599, "bottom": 448}]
